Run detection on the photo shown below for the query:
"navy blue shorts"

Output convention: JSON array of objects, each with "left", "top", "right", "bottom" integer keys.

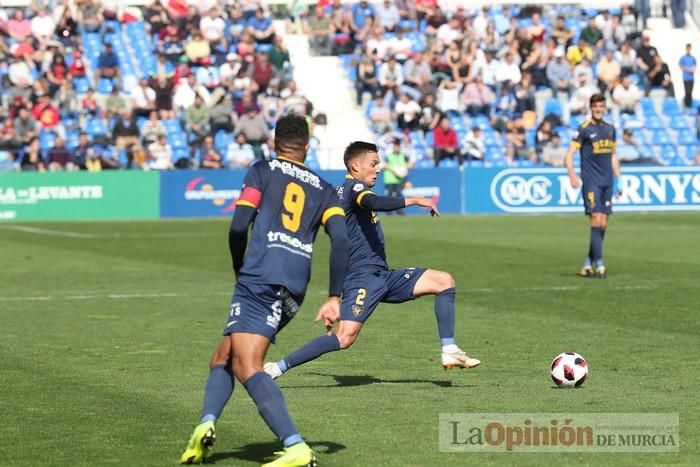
[
  {"left": 222, "top": 280, "right": 302, "bottom": 341},
  {"left": 340, "top": 267, "right": 427, "bottom": 323},
  {"left": 582, "top": 184, "right": 613, "bottom": 215}
]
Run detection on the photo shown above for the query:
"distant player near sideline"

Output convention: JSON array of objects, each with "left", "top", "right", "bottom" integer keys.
[
  {"left": 180, "top": 115, "right": 348, "bottom": 466},
  {"left": 264, "top": 141, "right": 479, "bottom": 381},
  {"left": 565, "top": 93, "right": 622, "bottom": 278}
]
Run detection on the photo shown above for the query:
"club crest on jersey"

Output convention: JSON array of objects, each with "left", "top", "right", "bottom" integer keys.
[
  {"left": 353, "top": 183, "right": 365, "bottom": 192},
  {"left": 352, "top": 304, "right": 364, "bottom": 316}
]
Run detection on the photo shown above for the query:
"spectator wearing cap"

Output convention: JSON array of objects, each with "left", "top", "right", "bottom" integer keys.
[
  {"left": 547, "top": 47, "right": 572, "bottom": 96},
  {"left": 597, "top": 47, "right": 621, "bottom": 95},
  {"left": 247, "top": 7, "right": 274, "bottom": 44},
  {"left": 199, "top": 134, "right": 224, "bottom": 169},
  {"left": 227, "top": 132, "right": 256, "bottom": 168},
  {"left": 461, "top": 126, "right": 484, "bottom": 161},
  {"left": 220, "top": 53, "right": 241, "bottom": 86},
  {"left": 433, "top": 116, "right": 461, "bottom": 166},
  {"left": 566, "top": 38, "right": 593, "bottom": 67},
  {"left": 369, "top": 93, "right": 393, "bottom": 134},
  {"left": 187, "top": 94, "right": 210, "bottom": 144},
  {"left": 647, "top": 54, "right": 674, "bottom": 96},
  {"left": 461, "top": 74, "right": 494, "bottom": 116},
  {"left": 389, "top": 27, "right": 413, "bottom": 62},
  {"left": 200, "top": 7, "right": 225, "bottom": 43},
  {"left": 305, "top": 4, "right": 333, "bottom": 56},
  {"left": 47, "top": 136, "right": 74, "bottom": 171},
  {"left": 95, "top": 43, "right": 120, "bottom": 87},
  {"left": 540, "top": 132, "right": 567, "bottom": 166},
  {"left": 377, "top": 0, "right": 400, "bottom": 31},
  {"left": 185, "top": 30, "right": 211, "bottom": 64},
  {"left": 234, "top": 105, "right": 270, "bottom": 160},
  {"left": 612, "top": 75, "right": 642, "bottom": 116}
]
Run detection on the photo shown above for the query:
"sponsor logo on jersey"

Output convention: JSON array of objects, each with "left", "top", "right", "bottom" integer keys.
[
  {"left": 269, "top": 159, "right": 322, "bottom": 189},
  {"left": 267, "top": 230, "right": 314, "bottom": 257}
]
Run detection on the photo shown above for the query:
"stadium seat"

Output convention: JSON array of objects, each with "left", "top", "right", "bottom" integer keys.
[
  {"left": 676, "top": 130, "right": 697, "bottom": 145},
  {"left": 669, "top": 115, "right": 691, "bottom": 130},
  {"left": 662, "top": 98, "right": 681, "bottom": 116},
  {"left": 543, "top": 98, "right": 563, "bottom": 117},
  {"left": 650, "top": 129, "right": 671, "bottom": 145},
  {"left": 644, "top": 115, "right": 664, "bottom": 129}
]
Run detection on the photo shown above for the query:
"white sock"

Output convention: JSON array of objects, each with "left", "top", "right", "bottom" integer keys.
[{"left": 442, "top": 344, "right": 460, "bottom": 353}]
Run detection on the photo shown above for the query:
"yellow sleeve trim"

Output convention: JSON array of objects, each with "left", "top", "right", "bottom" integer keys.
[
  {"left": 321, "top": 206, "right": 345, "bottom": 225},
  {"left": 581, "top": 119, "right": 591, "bottom": 129},
  {"left": 236, "top": 200, "right": 257, "bottom": 208},
  {"left": 571, "top": 141, "right": 581, "bottom": 149},
  {"left": 356, "top": 190, "right": 373, "bottom": 206}
]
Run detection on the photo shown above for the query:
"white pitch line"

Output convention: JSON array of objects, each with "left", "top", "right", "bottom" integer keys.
[
  {"left": 1, "top": 224, "right": 95, "bottom": 238},
  {"left": 0, "top": 285, "right": 666, "bottom": 303}
]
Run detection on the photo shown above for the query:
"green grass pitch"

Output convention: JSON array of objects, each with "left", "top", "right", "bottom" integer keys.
[{"left": 1, "top": 214, "right": 698, "bottom": 466}]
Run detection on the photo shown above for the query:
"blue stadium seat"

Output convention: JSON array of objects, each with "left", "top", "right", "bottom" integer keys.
[
  {"left": 640, "top": 97, "right": 656, "bottom": 114},
  {"left": 97, "top": 78, "right": 114, "bottom": 94},
  {"left": 425, "top": 131, "right": 434, "bottom": 147},
  {"left": 544, "top": 98, "right": 563, "bottom": 117},
  {"left": 662, "top": 98, "right": 681, "bottom": 116},
  {"left": 39, "top": 132, "right": 56, "bottom": 150},
  {"left": 416, "top": 158, "right": 434, "bottom": 168},
  {"left": 676, "top": 130, "right": 696, "bottom": 145},
  {"left": 439, "top": 159, "right": 458, "bottom": 169},
  {"left": 73, "top": 77, "right": 90, "bottom": 94},
  {"left": 644, "top": 115, "right": 664, "bottom": 129},
  {"left": 669, "top": 115, "right": 691, "bottom": 130},
  {"left": 650, "top": 129, "right": 671, "bottom": 145}
]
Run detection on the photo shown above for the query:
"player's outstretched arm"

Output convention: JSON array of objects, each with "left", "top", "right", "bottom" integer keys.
[
  {"left": 228, "top": 205, "right": 257, "bottom": 278},
  {"left": 358, "top": 191, "right": 406, "bottom": 212},
  {"left": 405, "top": 196, "right": 440, "bottom": 216},
  {"left": 317, "top": 214, "right": 348, "bottom": 331}
]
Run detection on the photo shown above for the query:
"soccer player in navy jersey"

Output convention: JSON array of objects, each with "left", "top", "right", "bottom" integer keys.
[
  {"left": 565, "top": 93, "right": 622, "bottom": 278},
  {"left": 264, "top": 141, "right": 480, "bottom": 382},
  {"left": 180, "top": 115, "right": 348, "bottom": 467}
]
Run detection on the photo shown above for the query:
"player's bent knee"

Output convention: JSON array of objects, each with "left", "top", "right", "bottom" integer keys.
[
  {"left": 210, "top": 339, "right": 231, "bottom": 368},
  {"left": 232, "top": 355, "right": 262, "bottom": 382},
  {"left": 337, "top": 333, "right": 358, "bottom": 349},
  {"left": 433, "top": 270, "right": 455, "bottom": 292}
]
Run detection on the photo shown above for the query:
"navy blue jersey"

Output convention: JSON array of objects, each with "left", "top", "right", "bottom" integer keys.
[
  {"left": 337, "top": 176, "right": 388, "bottom": 273},
  {"left": 572, "top": 119, "right": 617, "bottom": 186},
  {"left": 235, "top": 157, "right": 344, "bottom": 298}
]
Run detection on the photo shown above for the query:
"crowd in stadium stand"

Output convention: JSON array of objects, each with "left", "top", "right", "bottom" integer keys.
[
  {"left": 0, "top": 0, "right": 314, "bottom": 171},
  {"left": 0, "top": 1, "right": 699, "bottom": 172}
]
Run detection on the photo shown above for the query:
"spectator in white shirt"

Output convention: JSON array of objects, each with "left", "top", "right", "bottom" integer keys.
[
  {"left": 376, "top": 0, "right": 400, "bottom": 32},
  {"left": 437, "top": 17, "right": 462, "bottom": 47},
  {"left": 472, "top": 49, "right": 500, "bottom": 89},
  {"left": 200, "top": 7, "right": 226, "bottom": 42},
  {"left": 30, "top": 8, "right": 56, "bottom": 45},
  {"left": 496, "top": 52, "right": 522, "bottom": 86},
  {"left": 131, "top": 78, "right": 156, "bottom": 117},
  {"left": 541, "top": 132, "right": 567, "bottom": 166},
  {"left": 472, "top": 7, "right": 490, "bottom": 40},
  {"left": 612, "top": 75, "right": 642, "bottom": 115},
  {"left": 147, "top": 134, "right": 173, "bottom": 170},
  {"left": 226, "top": 133, "right": 256, "bottom": 168},
  {"left": 462, "top": 127, "right": 485, "bottom": 161},
  {"left": 388, "top": 27, "right": 413, "bottom": 62},
  {"left": 366, "top": 26, "right": 391, "bottom": 60},
  {"left": 220, "top": 53, "right": 242, "bottom": 85},
  {"left": 394, "top": 92, "right": 421, "bottom": 131},
  {"left": 379, "top": 56, "right": 404, "bottom": 98}
]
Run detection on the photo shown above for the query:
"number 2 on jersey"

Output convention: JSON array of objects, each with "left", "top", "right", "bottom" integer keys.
[{"left": 282, "top": 182, "right": 305, "bottom": 233}]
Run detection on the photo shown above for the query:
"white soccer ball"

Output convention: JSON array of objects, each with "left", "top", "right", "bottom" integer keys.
[
  {"left": 550, "top": 352, "right": 589, "bottom": 388},
  {"left": 393, "top": 166, "right": 408, "bottom": 178}
]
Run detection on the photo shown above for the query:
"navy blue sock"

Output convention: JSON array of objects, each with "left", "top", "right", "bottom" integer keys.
[
  {"left": 590, "top": 227, "right": 603, "bottom": 265},
  {"left": 283, "top": 334, "right": 340, "bottom": 371},
  {"left": 199, "top": 364, "right": 234, "bottom": 424},
  {"left": 243, "top": 372, "right": 301, "bottom": 447},
  {"left": 435, "top": 287, "right": 456, "bottom": 346}
]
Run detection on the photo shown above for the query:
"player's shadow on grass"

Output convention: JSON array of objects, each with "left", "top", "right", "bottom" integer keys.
[
  {"left": 206, "top": 440, "right": 345, "bottom": 464},
  {"left": 281, "top": 373, "right": 476, "bottom": 388}
]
